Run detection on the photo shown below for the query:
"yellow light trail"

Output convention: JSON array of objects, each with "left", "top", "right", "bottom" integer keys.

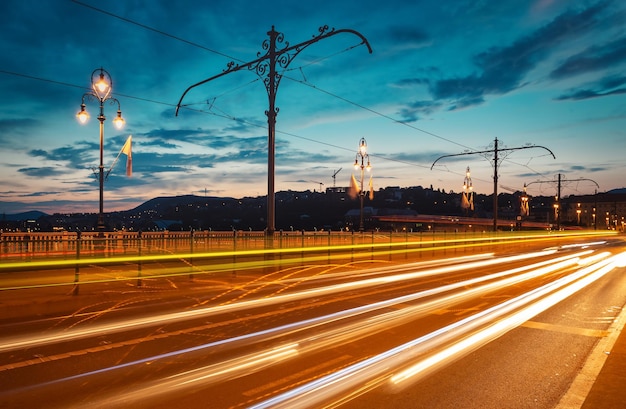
[
  {"left": 0, "top": 230, "right": 613, "bottom": 273},
  {"left": 0, "top": 249, "right": 559, "bottom": 353}
]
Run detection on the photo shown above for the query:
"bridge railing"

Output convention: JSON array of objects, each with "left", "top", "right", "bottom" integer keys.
[{"left": 0, "top": 229, "right": 604, "bottom": 262}]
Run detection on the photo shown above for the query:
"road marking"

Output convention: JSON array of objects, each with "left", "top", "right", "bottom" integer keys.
[
  {"left": 555, "top": 307, "right": 625, "bottom": 409},
  {"left": 522, "top": 320, "right": 610, "bottom": 338}
]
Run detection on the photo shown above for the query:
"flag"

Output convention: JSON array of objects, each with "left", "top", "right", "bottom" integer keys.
[
  {"left": 121, "top": 135, "right": 132, "bottom": 177},
  {"left": 521, "top": 197, "right": 529, "bottom": 216},
  {"left": 461, "top": 192, "right": 470, "bottom": 209},
  {"left": 348, "top": 174, "right": 360, "bottom": 199}
]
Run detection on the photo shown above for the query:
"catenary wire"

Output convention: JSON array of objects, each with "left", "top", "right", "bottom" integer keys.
[
  {"left": 18, "top": 2, "right": 556, "bottom": 187},
  {"left": 66, "top": 0, "right": 555, "bottom": 185}
]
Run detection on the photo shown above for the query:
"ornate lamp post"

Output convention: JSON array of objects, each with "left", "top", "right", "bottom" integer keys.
[
  {"left": 353, "top": 137, "right": 371, "bottom": 231},
  {"left": 461, "top": 166, "right": 474, "bottom": 216},
  {"left": 77, "top": 68, "right": 125, "bottom": 234},
  {"left": 432, "top": 138, "right": 555, "bottom": 232},
  {"left": 176, "top": 26, "right": 372, "bottom": 236}
]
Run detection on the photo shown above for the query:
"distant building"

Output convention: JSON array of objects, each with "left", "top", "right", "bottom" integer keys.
[
  {"left": 561, "top": 192, "right": 626, "bottom": 230},
  {"left": 326, "top": 186, "right": 347, "bottom": 193}
]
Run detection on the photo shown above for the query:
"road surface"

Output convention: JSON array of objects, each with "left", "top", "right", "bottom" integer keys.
[{"left": 0, "top": 235, "right": 625, "bottom": 408}]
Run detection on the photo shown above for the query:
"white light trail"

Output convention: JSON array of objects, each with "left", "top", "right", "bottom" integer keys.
[
  {"left": 37, "top": 249, "right": 580, "bottom": 385},
  {"left": 248, "top": 251, "right": 621, "bottom": 409},
  {"left": 390, "top": 252, "right": 619, "bottom": 385},
  {"left": 30, "top": 249, "right": 587, "bottom": 407}
]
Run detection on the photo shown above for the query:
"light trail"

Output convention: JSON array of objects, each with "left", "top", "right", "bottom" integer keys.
[
  {"left": 40, "top": 250, "right": 591, "bottom": 408},
  {"left": 16, "top": 251, "right": 565, "bottom": 380},
  {"left": 0, "top": 234, "right": 613, "bottom": 296},
  {"left": 248, "top": 251, "right": 621, "bottom": 409},
  {"left": 0, "top": 249, "right": 559, "bottom": 353},
  {"left": 389, "top": 252, "right": 621, "bottom": 385},
  {"left": 0, "top": 230, "right": 612, "bottom": 274}
]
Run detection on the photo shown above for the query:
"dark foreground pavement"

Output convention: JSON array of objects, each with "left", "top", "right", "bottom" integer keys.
[{"left": 579, "top": 316, "right": 626, "bottom": 409}]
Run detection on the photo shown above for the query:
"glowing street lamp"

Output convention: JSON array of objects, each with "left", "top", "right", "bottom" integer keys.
[
  {"left": 553, "top": 203, "right": 559, "bottom": 229},
  {"left": 77, "top": 68, "right": 125, "bottom": 234},
  {"left": 353, "top": 137, "right": 372, "bottom": 231},
  {"left": 461, "top": 166, "right": 474, "bottom": 215}
]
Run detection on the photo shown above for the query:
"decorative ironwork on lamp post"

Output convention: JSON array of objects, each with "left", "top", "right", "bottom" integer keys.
[
  {"left": 77, "top": 68, "right": 125, "bottom": 234},
  {"left": 353, "top": 137, "right": 371, "bottom": 231},
  {"left": 175, "top": 25, "right": 372, "bottom": 236}
]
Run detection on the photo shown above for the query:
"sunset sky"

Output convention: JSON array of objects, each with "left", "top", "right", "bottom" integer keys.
[{"left": 1, "top": 0, "right": 625, "bottom": 215}]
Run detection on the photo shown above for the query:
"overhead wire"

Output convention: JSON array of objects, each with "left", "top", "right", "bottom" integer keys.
[
  {"left": 70, "top": 0, "right": 244, "bottom": 63},
  {"left": 63, "top": 1, "right": 553, "bottom": 187}
]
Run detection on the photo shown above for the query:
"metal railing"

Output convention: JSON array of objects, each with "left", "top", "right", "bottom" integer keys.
[
  {"left": 0, "top": 229, "right": 612, "bottom": 261},
  {"left": 0, "top": 229, "right": 616, "bottom": 296}
]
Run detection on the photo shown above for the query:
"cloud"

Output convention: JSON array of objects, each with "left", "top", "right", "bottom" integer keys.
[
  {"left": 383, "top": 26, "right": 431, "bottom": 51},
  {"left": 28, "top": 143, "right": 96, "bottom": 169},
  {"left": 391, "top": 77, "right": 432, "bottom": 89},
  {"left": 443, "top": 3, "right": 607, "bottom": 102},
  {"left": 554, "top": 74, "right": 626, "bottom": 100},
  {"left": 0, "top": 118, "right": 41, "bottom": 146},
  {"left": 397, "top": 100, "right": 443, "bottom": 122},
  {"left": 397, "top": 2, "right": 611, "bottom": 119},
  {"left": 18, "top": 167, "right": 66, "bottom": 177},
  {"left": 550, "top": 36, "right": 626, "bottom": 79},
  {"left": 568, "top": 165, "right": 607, "bottom": 173}
]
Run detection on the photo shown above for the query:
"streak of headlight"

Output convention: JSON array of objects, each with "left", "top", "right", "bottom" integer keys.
[
  {"left": 89, "top": 343, "right": 299, "bottom": 408},
  {"left": 248, "top": 251, "right": 617, "bottom": 409},
  {"left": 390, "top": 251, "right": 620, "bottom": 385},
  {"left": 0, "top": 249, "right": 560, "bottom": 352},
  {"left": 174, "top": 343, "right": 299, "bottom": 386},
  {"left": 302, "top": 252, "right": 590, "bottom": 350},
  {"left": 36, "top": 249, "right": 585, "bottom": 389},
  {"left": 612, "top": 251, "right": 626, "bottom": 267},
  {"left": 560, "top": 241, "right": 606, "bottom": 249}
]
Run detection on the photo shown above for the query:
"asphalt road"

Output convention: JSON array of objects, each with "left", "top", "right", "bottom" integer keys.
[{"left": 1, "top": 236, "right": 625, "bottom": 408}]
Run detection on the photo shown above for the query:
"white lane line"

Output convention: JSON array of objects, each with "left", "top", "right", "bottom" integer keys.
[{"left": 555, "top": 305, "right": 625, "bottom": 409}]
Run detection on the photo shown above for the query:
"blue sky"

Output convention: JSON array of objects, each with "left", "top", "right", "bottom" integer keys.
[{"left": 1, "top": 0, "right": 625, "bottom": 215}]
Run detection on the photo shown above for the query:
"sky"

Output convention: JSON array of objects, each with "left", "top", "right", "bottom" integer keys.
[{"left": 0, "top": 0, "right": 625, "bottom": 215}]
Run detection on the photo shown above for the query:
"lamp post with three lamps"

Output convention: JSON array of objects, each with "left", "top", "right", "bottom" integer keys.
[
  {"left": 77, "top": 68, "right": 125, "bottom": 235},
  {"left": 353, "top": 137, "right": 371, "bottom": 231}
]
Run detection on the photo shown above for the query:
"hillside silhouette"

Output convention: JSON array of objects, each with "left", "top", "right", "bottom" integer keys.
[{"left": 1, "top": 186, "right": 581, "bottom": 232}]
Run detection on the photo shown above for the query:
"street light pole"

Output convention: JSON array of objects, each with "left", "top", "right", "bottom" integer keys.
[
  {"left": 354, "top": 137, "right": 371, "bottom": 231},
  {"left": 431, "top": 138, "right": 555, "bottom": 232},
  {"left": 176, "top": 26, "right": 372, "bottom": 236},
  {"left": 526, "top": 175, "right": 598, "bottom": 230},
  {"left": 77, "top": 68, "right": 125, "bottom": 235}
]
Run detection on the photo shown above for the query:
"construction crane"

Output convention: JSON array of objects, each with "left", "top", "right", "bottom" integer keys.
[
  {"left": 499, "top": 184, "right": 521, "bottom": 193},
  {"left": 311, "top": 181, "right": 324, "bottom": 192},
  {"left": 332, "top": 168, "right": 342, "bottom": 187}
]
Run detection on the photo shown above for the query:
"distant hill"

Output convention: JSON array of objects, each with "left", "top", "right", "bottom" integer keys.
[
  {"left": 608, "top": 188, "right": 626, "bottom": 194},
  {"left": 1, "top": 211, "right": 49, "bottom": 221},
  {"left": 129, "top": 194, "right": 236, "bottom": 213}
]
